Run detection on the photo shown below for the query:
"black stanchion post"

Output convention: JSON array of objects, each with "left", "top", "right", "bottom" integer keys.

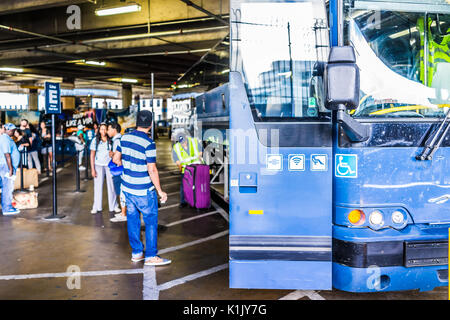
[
  {"left": 45, "top": 113, "right": 65, "bottom": 220},
  {"left": 46, "top": 153, "right": 50, "bottom": 177},
  {"left": 20, "top": 151, "right": 24, "bottom": 191}
]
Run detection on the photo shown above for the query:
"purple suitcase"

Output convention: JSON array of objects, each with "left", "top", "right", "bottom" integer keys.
[{"left": 183, "top": 164, "right": 211, "bottom": 209}]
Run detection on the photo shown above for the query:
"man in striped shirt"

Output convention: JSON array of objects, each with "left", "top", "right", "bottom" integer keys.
[{"left": 114, "top": 110, "right": 170, "bottom": 266}]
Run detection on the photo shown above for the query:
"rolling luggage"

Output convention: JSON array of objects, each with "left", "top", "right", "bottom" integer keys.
[
  {"left": 14, "top": 168, "right": 39, "bottom": 190},
  {"left": 182, "top": 164, "right": 211, "bottom": 209}
]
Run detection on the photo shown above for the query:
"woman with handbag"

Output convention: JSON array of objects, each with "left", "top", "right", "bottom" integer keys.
[{"left": 90, "top": 123, "right": 119, "bottom": 215}]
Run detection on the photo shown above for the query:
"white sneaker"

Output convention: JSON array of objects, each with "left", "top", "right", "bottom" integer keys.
[
  {"left": 3, "top": 208, "right": 20, "bottom": 216},
  {"left": 115, "top": 213, "right": 124, "bottom": 218},
  {"left": 91, "top": 209, "right": 98, "bottom": 214},
  {"left": 110, "top": 215, "right": 127, "bottom": 222},
  {"left": 131, "top": 253, "right": 145, "bottom": 262},
  {"left": 144, "top": 256, "right": 172, "bottom": 266},
  {"left": 79, "top": 166, "right": 86, "bottom": 171},
  {"left": 113, "top": 207, "right": 121, "bottom": 213}
]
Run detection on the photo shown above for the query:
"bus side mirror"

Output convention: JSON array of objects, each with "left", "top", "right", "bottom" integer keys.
[{"left": 324, "top": 46, "right": 360, "bottom": 111}]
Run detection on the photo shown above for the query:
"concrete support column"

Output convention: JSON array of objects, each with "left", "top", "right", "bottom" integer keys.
[
  {"left": 28, "top": 88, "right": 38, "bottom": 111},
  {"left": 134, "top": 94, "right": 141, "bottom": 111},
  {"left": 122, "top": 84, "right": 132, "bottom": 109},
  {"left": 162, "top": 99, "right": 168, "bottom": 121},
  {"left": 62, "top": 78, "right": 75, "bottom": 110}
]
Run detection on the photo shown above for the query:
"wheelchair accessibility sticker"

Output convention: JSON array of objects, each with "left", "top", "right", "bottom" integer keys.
[{"left": 335, "top": 154, "right": 358, "bottom": 178}]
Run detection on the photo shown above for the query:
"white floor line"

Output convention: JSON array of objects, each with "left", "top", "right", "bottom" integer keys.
[
  {"left": 143, "top": 266, "right": 159, "bottom": 300},
  {"left": 0, "top": 231, "right": 229, "bottom": 281},
  {"left": 162, "top": 181, "right": 181, "bottom": 187},
  {"left": 159, "top": 203, "right": 180, "bottom": 211},
  {"left": 159, "top": 230, "right": 229, "bottom": 255},
  {"left": 158, "top": 264, "right": 228, "bottom": 291},
  {"left": 164, "top": 211, "right": 219, "bottom": 227},
  {"left": 0, "top": 268, "right": 144, "bottom": 281},
  {"left": 166, "top": 191, "right": 179, "bottom": 197},
  {"left": 160, "top": 175, "right": 179, "bottom": 181},
  {"left": 212, "top": 201, "right": 229, "bottom": 222},
  {"left": 279, "top": 290, "right": 325, "bottom": 300}
]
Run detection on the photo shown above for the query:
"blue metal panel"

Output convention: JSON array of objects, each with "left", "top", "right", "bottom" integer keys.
[
  {"left": 231, "top": 260, "right": 331, "bottom": 290},
  {"left": 333, "top": 146, "right": 450, "bottom": 224},
  {"left": 229, "top": 72, "right": 332, "bottom": 289},
  {"left": 333, "top": 263, "right": 447, "bottom": 292}
]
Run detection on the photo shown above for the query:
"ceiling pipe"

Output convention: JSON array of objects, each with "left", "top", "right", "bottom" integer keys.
[
  {"left": 177, "top": 36, "right": 228, "bottom": 82},
  {"left": 0, "top": 24, "right": 104, "bottom": 51},
  {"left": 83, "top": 25, "right": 228, "bottom": 43},
  {"left": 13, "top": 48, "right": 211, "bottom": 68},
  {"left": 179, "top": 0, "right": 229, "bottom": 26}
]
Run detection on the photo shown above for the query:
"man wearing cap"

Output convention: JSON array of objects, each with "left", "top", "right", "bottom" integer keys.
[
  {"left": 172, "top": 132, "right": 203, "bottom": 208},
  {"left": 113, "top": 110, "right": 170, "bottom": 266},
  {"left": 0, "top": 124, "right": 20, "bottom": 215}
]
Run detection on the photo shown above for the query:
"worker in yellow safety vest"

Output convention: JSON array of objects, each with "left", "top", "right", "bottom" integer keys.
[
  {"left": 172, "top": 132, "right": 203, "bottom": 208},
  {"left": 417, "top": 17, "right": 450, "bottom": 87}
]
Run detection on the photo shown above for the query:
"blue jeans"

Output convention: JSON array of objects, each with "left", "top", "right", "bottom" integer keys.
[
  {"left": 124, "top": 190, "right": 158, "bottom": 258},
  {"left": 112, "top": 175, "right": 122, "bottom": 197},
  {"left": 0, "top": 165, "right": 15, "bottom": 213}
]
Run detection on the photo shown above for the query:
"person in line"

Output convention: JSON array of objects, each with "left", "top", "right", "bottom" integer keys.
[
  {"left": 76, "top": 124, "right": 87, "bottom": 171},
  {"left": 113, "top": 110, "right": 170, "bottom": 266},
  {"left": 19, "top": 119, "right": 32, "bottom": 144},
  {"left": 27, "top": 124, "right": 41, "bottom": 174},
  {"left": 14, "top": 129, "right": 30, "bottom": 151},
  {"left": 90, "top": 123, "right": 120, "bottom": 215},
  {"left": 14, "top": 129, "right": 30, "bottom": 171},
  {"left": 39, "top": 121, "right": 52, "bottom": 174},
  {"left": 0, "top": 124, "right": 20, "bottom": 215},
  {"left": 108, "top": 122, "right": 127, "bottom": 223},
  {"left": 172, "top": 132, "right": 203, "bottom": 208}
]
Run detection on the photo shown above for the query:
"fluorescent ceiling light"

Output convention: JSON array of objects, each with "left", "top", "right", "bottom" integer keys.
[
  {"left": 121, "top": 78, "right": 138, "bottom": 83},
  {"left": 84, "top": 60, "right": 106, "bottom": 66},
  {"left": 0, "top": 67, "right": 23, "bottom": 73},
  {"left": 389, "top": 27, "right": 418, "bottom": 39},
  {"left": 95, "top": 4, "right": 141, "bottom": 16}
]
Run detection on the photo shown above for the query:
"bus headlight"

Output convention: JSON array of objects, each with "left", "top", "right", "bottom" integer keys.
[
  {"left": 369, "top": 210, "right": 384, "bottom": 228},
  {"left": 391, "top": 211, "right": 405, "bottom": 225}
]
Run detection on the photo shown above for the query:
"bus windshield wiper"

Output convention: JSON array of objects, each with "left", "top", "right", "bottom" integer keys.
[{"left": 417, "top": 109, "right": 450, "bottom": 161}]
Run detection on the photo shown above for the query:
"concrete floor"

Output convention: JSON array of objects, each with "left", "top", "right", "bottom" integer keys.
[{"left": 0, "top": 136, "right": 447, "bottom": 300}]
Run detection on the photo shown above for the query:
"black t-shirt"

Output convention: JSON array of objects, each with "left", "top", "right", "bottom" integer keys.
[{"left": 16, "top": 136, "right": 29, "bottom": 150}]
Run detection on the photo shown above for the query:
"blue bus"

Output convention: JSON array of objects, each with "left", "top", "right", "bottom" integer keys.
[
  {"left": 195, "top": 0, "right": 449, "bottom": 292},
  {"left": 218, "top": 0, "right": 450, "bottom": 292}
]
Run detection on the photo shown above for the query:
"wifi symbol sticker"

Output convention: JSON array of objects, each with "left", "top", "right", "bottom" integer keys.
[{"left": 288, "top": 154, "right": 305, "bottom": 171}]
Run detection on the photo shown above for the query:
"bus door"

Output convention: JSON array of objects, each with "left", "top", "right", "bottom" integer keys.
[{"left": 229, "top": 0, "right": 332, "bottom": 289}]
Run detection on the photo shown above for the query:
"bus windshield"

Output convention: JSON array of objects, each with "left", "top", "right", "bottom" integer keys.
[
  {"left": 346, "top": 1, "right": 450, "bottom": 118},
  {"left": 230, "top": 0, "right": 330, "bottom": 121}
]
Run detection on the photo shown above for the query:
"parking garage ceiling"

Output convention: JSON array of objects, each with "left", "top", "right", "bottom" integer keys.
[{"left": 0, "top": 0, "right": 230, "bottom": 97}]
